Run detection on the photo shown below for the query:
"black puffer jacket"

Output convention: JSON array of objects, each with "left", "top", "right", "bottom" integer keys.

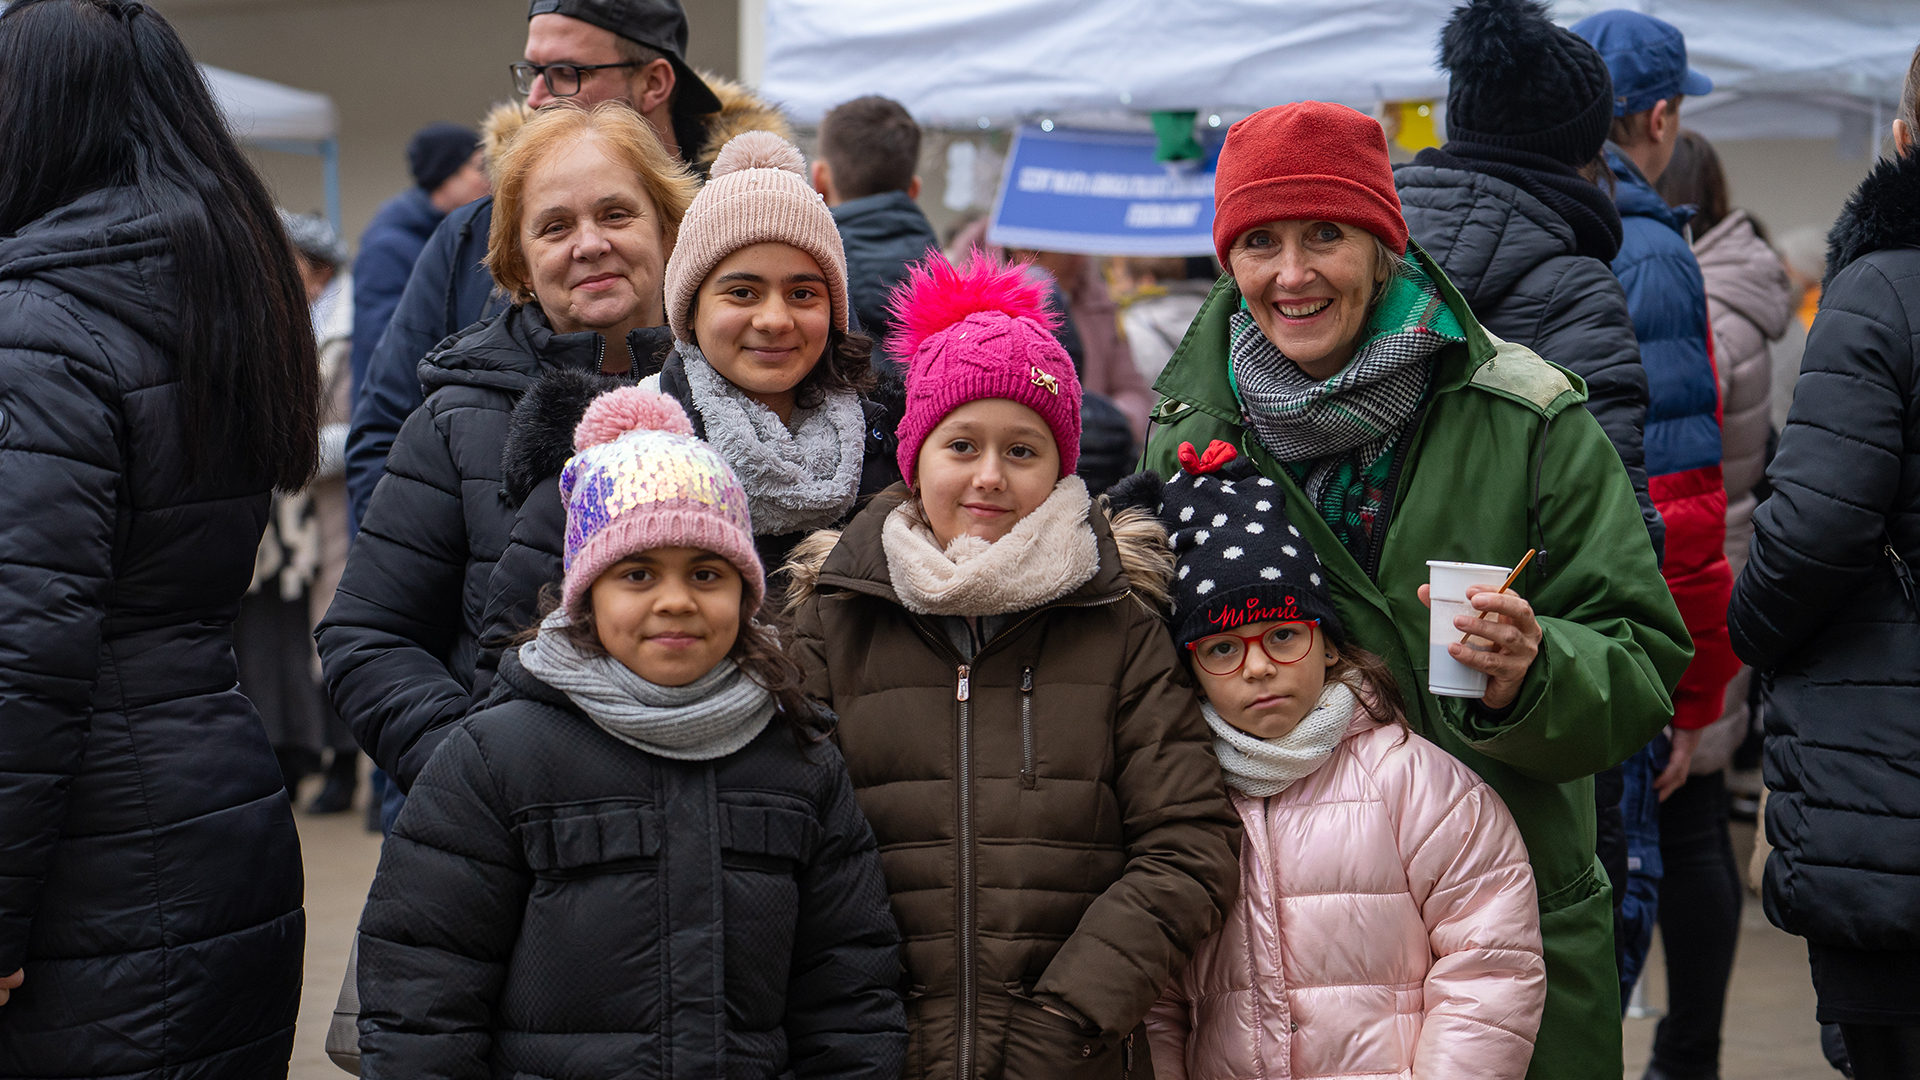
[
  {"left": 0, "top": 190, "right": 303, "bottom": 1076},
  {"left": 356, "top": 651, "right": 907, "bottom": 1079},
  {"left": 479, "top": 347, "right": 901, "bottom": 655},
  {"left": 1729, "top": 147, "right": 1920, "bottom": 950},
  {"left": 1397, "top": 161, "right": 1664, "bottom": 560},
  {"left": 317, "top": 304, "right": 674, "bottom": 790}
]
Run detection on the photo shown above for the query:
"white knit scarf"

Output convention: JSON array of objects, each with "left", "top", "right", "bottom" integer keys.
[
  {"left": 679, "top": 343, "right": 865, "bottom": 536},
  {"left": 518, "top": 613, "right": 775, "bottom": 762},
  {"left": 1202, "top": 681, "right": 1357, "bottom": 797},
  {"left": 881, "top": 476, "right": 1101, "bottom": 617}
]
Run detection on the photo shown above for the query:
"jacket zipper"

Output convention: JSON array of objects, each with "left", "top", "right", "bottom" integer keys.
[
  {"left": 1019, "top": 666, "right": 1036, "bottom": 789},
  {"left": 955, "top": 663, "right": 977, "bottom": 1080}
]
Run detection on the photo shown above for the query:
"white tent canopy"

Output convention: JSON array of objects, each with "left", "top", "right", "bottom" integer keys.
[
  {"left": 203, "top": 64, "right": 337, "bottom": 143},
  {"left": 201, "top": 65, "right": 343, "bottom": 232},
  {"left": 762, "top": 0, "right": 1920, "bottom": 145}
]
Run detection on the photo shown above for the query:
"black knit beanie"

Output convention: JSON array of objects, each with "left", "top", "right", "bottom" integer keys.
[
  {"left": 1441, "top": 0, "right": 1615, "bottom": 166},
  {"left": 408, "top": 123, "right": 481, "bottom": 192},
  {"left": 1147, "top": 443, "right": 1345, "bottom": 652}
]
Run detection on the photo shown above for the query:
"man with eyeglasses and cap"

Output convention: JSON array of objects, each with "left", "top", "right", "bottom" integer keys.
[{"left": 343, "top": 0, "right": 790, "bottom": 539}]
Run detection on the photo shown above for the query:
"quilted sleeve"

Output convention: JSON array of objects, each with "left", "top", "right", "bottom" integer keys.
[
  {"left": 0, "top": 300, "right": 122, "bottom": 972},
  {"left": 318, "top": 401, "right": 474, "bottom": 790}
]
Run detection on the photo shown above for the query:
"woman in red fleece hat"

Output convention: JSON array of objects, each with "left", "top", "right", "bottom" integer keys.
[{"left": 1143, "top": 100, "right": 1692, "bottom": 1080}]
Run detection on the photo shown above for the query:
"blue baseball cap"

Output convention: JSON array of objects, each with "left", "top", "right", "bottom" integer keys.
[{"left": 1571, "top": 10, "right": 1714, "bottom": 117}]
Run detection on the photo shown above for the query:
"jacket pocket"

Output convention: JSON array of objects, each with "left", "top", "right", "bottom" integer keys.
[
  {"left": 999, "top": 989, "right": 1124, "bottom": 1079},
  {"left": 719, "top": 803, "right": 820, "bottom": 873},
  {"left": 512, "top": 802, "right": 661, "bottom": 878}
]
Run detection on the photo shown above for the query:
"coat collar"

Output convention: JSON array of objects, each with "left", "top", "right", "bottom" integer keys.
[{"left": 1825, "top": 148, "right": 1920, "bottom": 287}]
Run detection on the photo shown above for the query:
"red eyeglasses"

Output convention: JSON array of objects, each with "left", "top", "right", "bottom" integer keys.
[{"left": 1186, "top": 621, "right": 1319, "bottom": 677}]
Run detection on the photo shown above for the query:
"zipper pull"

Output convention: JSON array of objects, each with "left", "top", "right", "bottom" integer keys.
[
  {"left": 1888, "top": 542, "right": 1915, "bottom": 602},
  {"left": 1020, "top": 667, "right": 1034, "bottom": 692},
  {"left": 956, "top": 664, "right": 971, "bottom": 702}
]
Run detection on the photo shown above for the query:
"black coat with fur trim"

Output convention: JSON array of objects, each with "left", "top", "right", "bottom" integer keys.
[
  {"left": 317, "top": 305, "right": 674, "bottom": 791},
  {"left": 1728, "top": 148, "right": 1920, "bottom": 954},
  {"left": 477, "top": 350, "right": 901, "bottom": 682}
]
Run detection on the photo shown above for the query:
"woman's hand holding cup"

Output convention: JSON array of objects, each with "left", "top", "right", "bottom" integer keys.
[{"left": 1417, "top": 583, "right": 1543, "bottom": 710}]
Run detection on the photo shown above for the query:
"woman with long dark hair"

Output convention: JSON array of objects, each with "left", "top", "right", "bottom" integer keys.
[{"left": 0, "top": 1, "right": 317, "bottom": 1075}]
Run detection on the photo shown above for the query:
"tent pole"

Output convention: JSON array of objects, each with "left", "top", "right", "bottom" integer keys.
[{"left": 323, "top": 139, "right": 343, "bottom": 239}]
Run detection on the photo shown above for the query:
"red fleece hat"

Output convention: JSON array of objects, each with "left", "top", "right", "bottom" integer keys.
[{"left": 1212, "top": 102, "right": 1409, "bottom": 266}]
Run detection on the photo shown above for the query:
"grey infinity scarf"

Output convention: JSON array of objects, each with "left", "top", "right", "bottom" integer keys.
[
  {"left": 680, "top": 343, "right": 865, "bottom": 536},
  {"left": 1201, "top": 681, "right": 1356, "bottom": 797},
  {"left": 519, "top": 613, "right": 775, "bottom": 761}
]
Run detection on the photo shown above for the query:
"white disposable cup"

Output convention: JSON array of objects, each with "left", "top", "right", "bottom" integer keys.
[{"left": 1427, "top": 560, "right": 1512, "bottom": 699}]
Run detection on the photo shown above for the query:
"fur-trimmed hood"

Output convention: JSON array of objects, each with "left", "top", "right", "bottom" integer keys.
[
  {"left": 1825, "top": 147, "right": 1920, "bottom": 289},
  {"left": 781, "top": 487, "right": 1175, "bottom": 615},
  {"left": 498, "top": 328, "right": 676, "bottom": 506},
  {"left": 478, "top": 71, "right": 792, "bottom": 177}
]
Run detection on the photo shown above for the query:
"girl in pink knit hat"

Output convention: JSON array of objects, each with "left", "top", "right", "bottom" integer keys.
[
  {"left": 354, "top": 386, "right": 908, "bottom": 1078},
  {"left": 783, "top": 252, "right": 1241, "bottom": 1079},
  {"left": 649, "top": 129, "right": 902, "bottom": 587}
]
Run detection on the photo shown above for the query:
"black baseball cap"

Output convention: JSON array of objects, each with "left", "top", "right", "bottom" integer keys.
[{"left": 527, "top": 0, "right": 724, "bottom": 117}]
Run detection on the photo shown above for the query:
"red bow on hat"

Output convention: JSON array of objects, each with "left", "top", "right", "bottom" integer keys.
[{"left": 1178, "top": 439, "right": 1238, "bottom": 474}]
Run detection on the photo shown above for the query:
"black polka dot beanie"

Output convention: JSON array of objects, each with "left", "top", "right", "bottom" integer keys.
[{"left": 1153, "top": 440, "right": 1346, "bottom": 651}]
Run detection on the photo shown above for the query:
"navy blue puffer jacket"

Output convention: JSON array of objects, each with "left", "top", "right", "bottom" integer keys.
[{"left": 0, "top": 190, "right": 304, "bottom": 1077}]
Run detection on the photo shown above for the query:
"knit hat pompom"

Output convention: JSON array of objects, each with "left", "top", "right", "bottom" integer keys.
[
  {"left": 709, "top": 129, "right": 807, "bottom": 180},
  {"left": 887, "top": 247, "right": 1062, "bottom": 362},
  {"left": 1440, "top": 0, "right": 1558, "bottom": 80},
  {"left": 888, "top": 250, "right": 1083, "bottom": 484},
  {"left": 1439, "top": 0, "right": 1615, "bottom": 166},
  {"left": 573, "top": 387, "right": 695, "bottom": 450}
]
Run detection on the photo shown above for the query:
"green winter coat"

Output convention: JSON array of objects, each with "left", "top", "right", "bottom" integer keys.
[{"left": 1144, "top": 249, "right": 1691, "bottom": 1080}]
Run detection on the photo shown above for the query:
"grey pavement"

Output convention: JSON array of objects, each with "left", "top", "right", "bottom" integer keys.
[{"left": 288, "top": 779, "right": 1835, "bottom": 1079}]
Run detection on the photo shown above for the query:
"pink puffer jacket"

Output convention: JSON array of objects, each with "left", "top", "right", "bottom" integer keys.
[{"left": 1146, "top": 712, "right": 1545, "bottom": 1080}]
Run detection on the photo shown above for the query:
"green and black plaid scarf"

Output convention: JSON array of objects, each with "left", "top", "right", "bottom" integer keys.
[{"left": 1229, "top": 257, "right": 1464, "bottom": 561}]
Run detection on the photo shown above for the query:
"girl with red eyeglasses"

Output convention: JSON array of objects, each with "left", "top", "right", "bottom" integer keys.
[{"left": 1116, "top": 448, "right": 1548, "bottom": 1080}]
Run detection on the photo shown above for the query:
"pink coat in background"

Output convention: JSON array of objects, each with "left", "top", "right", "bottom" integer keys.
[{"left": 1146, "top": 711, "right": 1545, "bottom": 1080}]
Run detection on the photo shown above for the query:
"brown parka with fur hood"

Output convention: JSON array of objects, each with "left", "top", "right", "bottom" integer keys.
[{"left": 785, "top": 485, "right": 1241, "bottom": 1080}]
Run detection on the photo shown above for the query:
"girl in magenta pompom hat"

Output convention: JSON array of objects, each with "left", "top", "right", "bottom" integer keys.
[
  {"left": 354, "top": 386, "right": 908, "bottom": 1079},
  {"left": 783, "top": 251, "right": 1241, "bottom": 1079}
]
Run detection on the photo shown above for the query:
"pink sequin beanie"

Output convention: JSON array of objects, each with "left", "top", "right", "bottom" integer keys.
[
  {"left": 888, "top": 252, "right": 1082, "bottom": 484},
  {"left": 663, "top": 130, "right": 849, "bottom": 343},
  {"left": 560, "top": 387, "right": 765, "bottom": 616}
]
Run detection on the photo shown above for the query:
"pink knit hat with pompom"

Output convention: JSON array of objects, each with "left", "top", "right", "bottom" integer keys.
[
  {"left": 663, "top": 130, "right": 849, "bottom": 343},
  {"left": 889, "top": 250, "right": 1083, "bottom": 485},
  {"left": 560, "top": 387, "right": 764, "bottom": 616}
]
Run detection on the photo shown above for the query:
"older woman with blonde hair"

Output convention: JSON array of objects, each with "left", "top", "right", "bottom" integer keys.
[
  {"left": 1143, "top": 100, "right": 1691, "bottom": 1080},
  {"left": 319, "top": 101, "right": 698, "bottom": 793}
]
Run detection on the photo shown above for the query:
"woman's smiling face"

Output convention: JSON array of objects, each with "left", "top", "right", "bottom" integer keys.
[
  {"left": 1229, "top": 219, "right": 1389, "bottom": 380},
  {"left": 521, "top": 134, "right": 668, "bottom": 337}
]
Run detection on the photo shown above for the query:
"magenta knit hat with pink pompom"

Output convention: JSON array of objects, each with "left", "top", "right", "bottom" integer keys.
[
  {"left": 888, "top": 251, "right": 1082, "bottom": 485},
  {"left": 559, "top": 387, "right": 764, "bottom": 617}
]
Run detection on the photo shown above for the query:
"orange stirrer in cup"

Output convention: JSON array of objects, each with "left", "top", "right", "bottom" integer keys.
[{"left": 1458, "top": 548, "right": 1536, "bottom": 645}]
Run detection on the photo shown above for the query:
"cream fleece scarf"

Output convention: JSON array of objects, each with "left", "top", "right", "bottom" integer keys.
[
  {"left": 1202, "top": 680, "right": 1356, "bottom": 797},
  {"left": 882, "top": 476, "right": 1101, "bottom": 616}
]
